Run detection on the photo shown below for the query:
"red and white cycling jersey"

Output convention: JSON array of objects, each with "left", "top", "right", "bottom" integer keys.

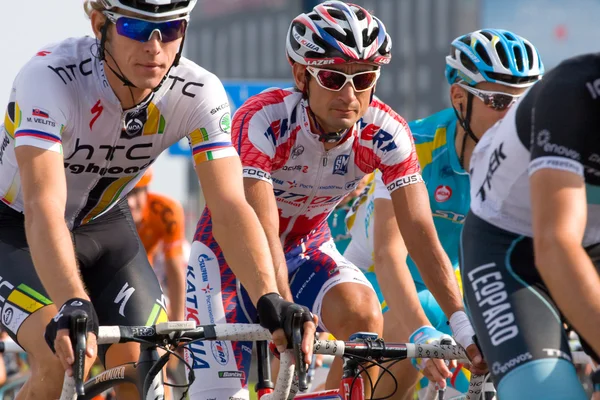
[{"left": 233, "top": 88, "right": 422, "bottom": 245}]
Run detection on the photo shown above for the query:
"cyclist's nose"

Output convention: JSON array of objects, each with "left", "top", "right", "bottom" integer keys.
[{"left": 337, "top": 81, "right": 357, "bottom": 102}]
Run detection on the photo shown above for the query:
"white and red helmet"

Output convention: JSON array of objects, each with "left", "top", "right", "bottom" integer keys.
[{"left": 286, "top": 1, "right": 392, "bottom": 67}]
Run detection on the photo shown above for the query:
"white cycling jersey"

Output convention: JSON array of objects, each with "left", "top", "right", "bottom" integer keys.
[{"left": 0, "top": 36, "right": 235, "bottom": 228}]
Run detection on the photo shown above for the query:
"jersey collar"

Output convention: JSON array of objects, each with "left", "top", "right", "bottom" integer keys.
[{"left": 446, "top": 111, "right": 468, "bottom": 175}]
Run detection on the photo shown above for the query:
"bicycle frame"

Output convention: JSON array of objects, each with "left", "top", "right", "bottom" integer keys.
[
  {"left": 74, "top": 343, "right": 165, "bottom": 399},
  {"left": 255, "top": 341, "right": 365, "bottom": 400}
]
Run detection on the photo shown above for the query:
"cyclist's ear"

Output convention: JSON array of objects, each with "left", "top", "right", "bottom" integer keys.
[{"left": 90, "top": 10, "right": 108, "bottom": 41}]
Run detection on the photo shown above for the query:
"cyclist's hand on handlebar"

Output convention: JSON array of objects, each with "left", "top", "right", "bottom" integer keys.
[
  {"left": 44, "top": 298, "right": 99, "bottom": 376},
  {"left": 256, "top": 293, "right": 318, "bottom": 365},
  {"left": 410, "top": 326, "right": 455, "bottom": 387},
  {"left": 449, "top": 311, "right": 488, "bottom": 375}
]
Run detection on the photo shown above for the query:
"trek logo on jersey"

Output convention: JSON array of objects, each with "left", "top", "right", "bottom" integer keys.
[
  {"left": 211, "top": 341, "right": 229, "bottom": 365},
  {"left": 476, "top": 142, "right": 507, "bottom": 202},
  {"left": 333, "top": 155, "right": 349, "bottom": 175},
  {"left": 434, "top": 185, "right": 452, "bottom": 202}
]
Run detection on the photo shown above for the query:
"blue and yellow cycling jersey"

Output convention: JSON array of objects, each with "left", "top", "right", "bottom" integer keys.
[
  {"left": 408, "top": 108, "right": 469, "bottom": 290},
  {"left": 344, "top": 108, "right": 469, "bottom": 291}
]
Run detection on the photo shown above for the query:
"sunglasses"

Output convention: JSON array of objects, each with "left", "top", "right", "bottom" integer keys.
[
  {"left": 104, "top": 11, "right": 188, "bottom": 43},
  {"left": 457, "top": 82, "right": 523, "bottom": 111},
  {"left": 306, "top": 67, "right": 380, "bottom": 92}
]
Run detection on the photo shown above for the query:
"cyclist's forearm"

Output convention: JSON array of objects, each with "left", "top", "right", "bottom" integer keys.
[
  {"left": 244, "top": 180, "right": 292, "bottom": 301},
  {"left": 403, "top": 232, "right": 463, "bottom": 317},
  {"left": 165, "top": 256, "right": 186, "bottom": 322},
  {"left": 24, "top": 203, "right": 88, "bottom": 305},
  {"left": 211, "top": 202, "right": 279, "bottom": 304},
  {"left": 374, "top": 249, "right": 430, "bottom": 331},
  {"left": 536, "top": 240, "right": 600, "bottom": 355}
]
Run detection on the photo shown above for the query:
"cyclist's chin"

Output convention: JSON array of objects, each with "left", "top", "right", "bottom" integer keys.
[{"left": 131, "top": 75, "right": 165, "bottom": 90}]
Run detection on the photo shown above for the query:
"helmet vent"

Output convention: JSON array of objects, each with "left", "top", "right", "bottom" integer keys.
[
  {"left": 475, "top": 43, "right": 492, "bottom": 66},
  {"left": 354, "top": 8, "right": 367, "bottom": 20},
  {"left": 514, "top": 47, "right": 524, "bottom": 71},
  {"left": 494, "top": 42, "right": 509, "bottom": 69},
  {"left": 525, "top": 45, "right": 534, "bottom": 69},
  {"left": 328, "top": 9, "right": 345, "bottom": 20},
  {"left": 459, "top": 52, "right": 478, "bottom": 73},
  {"left": 480, "top": 31, "right": 493, "bottom": 41}
]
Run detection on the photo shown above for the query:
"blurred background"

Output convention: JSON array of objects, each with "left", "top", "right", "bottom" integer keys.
[{"left": 1, "top": 0, "right": 599, "bottom": 236}]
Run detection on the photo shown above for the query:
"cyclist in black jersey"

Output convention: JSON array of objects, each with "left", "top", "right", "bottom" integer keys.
[
  {"left": 0, "top": 1, "right": 316, "bottom": 399},
  {"left": 462, "top": 53, "right": 600, "bottom": 399}
]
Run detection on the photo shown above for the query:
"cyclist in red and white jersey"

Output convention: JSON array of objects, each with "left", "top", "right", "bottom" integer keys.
[
  {"left": 0, "top": 1, "right": 316, "bottom": 399},
  {"left": 187, "top": 2, "right": 484, "bottom": 399}
]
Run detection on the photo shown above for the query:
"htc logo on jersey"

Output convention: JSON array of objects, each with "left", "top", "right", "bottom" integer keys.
[
  {"left": 63, "top": 138, "right": 156, "bottom": 175},
  {"left": 48, "top": 58, "right": 93, "bottom": 85}
]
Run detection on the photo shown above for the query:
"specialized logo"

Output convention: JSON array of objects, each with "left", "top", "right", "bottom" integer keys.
[
  {"left": 333, "top": 155, "right": 349, "bottom": 175},
  {"left": 114, "top": 282, "right": 136, "bottom": 317},
  {"left": 434, "top": 185, "right": 452, "bottom": 202},
  {"left": 211, "top": 340, "right": 229, "bottom": 365},
  {"left": 89, "top": 100, "right": 104, "bottom": 130}
]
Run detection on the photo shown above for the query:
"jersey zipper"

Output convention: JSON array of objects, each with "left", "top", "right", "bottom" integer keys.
[{"left": 279, "top": 151, "right": 329, "bottom": 245}]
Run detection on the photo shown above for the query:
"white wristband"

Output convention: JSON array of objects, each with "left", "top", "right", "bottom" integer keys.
[{"left": 449, "top": 311, "right": 475, "bottom": 350}]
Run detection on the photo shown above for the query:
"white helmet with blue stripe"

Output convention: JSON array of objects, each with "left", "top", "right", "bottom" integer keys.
[{"left": 445, "top": 29, "right": 544, "bottom": 88}]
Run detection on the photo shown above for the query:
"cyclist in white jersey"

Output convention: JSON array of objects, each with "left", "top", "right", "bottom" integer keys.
[
  {"left": 0, "top": 1, "right": 316, "bottom": 399},
  {"left": 344, "top": 30, "right": 544, "bottom": 398},
  {"left": 186, "top": 3, "right": 483, "bottom": 399},
  {"left": 461, "top": 52, "right": 600, "bottom": 399}
]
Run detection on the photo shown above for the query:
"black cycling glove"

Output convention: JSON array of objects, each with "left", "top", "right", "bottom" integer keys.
[
  {"left": 44, "top": 298, "right": 99, "bottom": 353},
  {"left": 256, "top": 293, "right": 312, "bottom": 343}
]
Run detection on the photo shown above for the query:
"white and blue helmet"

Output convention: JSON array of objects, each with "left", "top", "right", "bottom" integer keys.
[{"left": 445, "top": 29, "right": 544, "bottom": 88}]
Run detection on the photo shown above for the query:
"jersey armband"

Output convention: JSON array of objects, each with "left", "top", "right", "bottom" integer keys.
[
  {"left": 242, "top": 167, "right": 272, "bottom": 184},
  {"left": 386, "top": 173, "right": 423, "bottom": 193},
  {"left": 528, "top": 156, "right": 583, "bottom": 177}
]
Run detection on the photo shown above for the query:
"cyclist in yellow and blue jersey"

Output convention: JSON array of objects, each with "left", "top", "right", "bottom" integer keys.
[{"left": 344, "top": 29, "right": 545, "bottom": 399}]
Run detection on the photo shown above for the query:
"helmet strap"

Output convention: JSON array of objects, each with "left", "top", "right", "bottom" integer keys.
[{"left": 453, "top": 93, "right": 478, "bottom": 169}]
